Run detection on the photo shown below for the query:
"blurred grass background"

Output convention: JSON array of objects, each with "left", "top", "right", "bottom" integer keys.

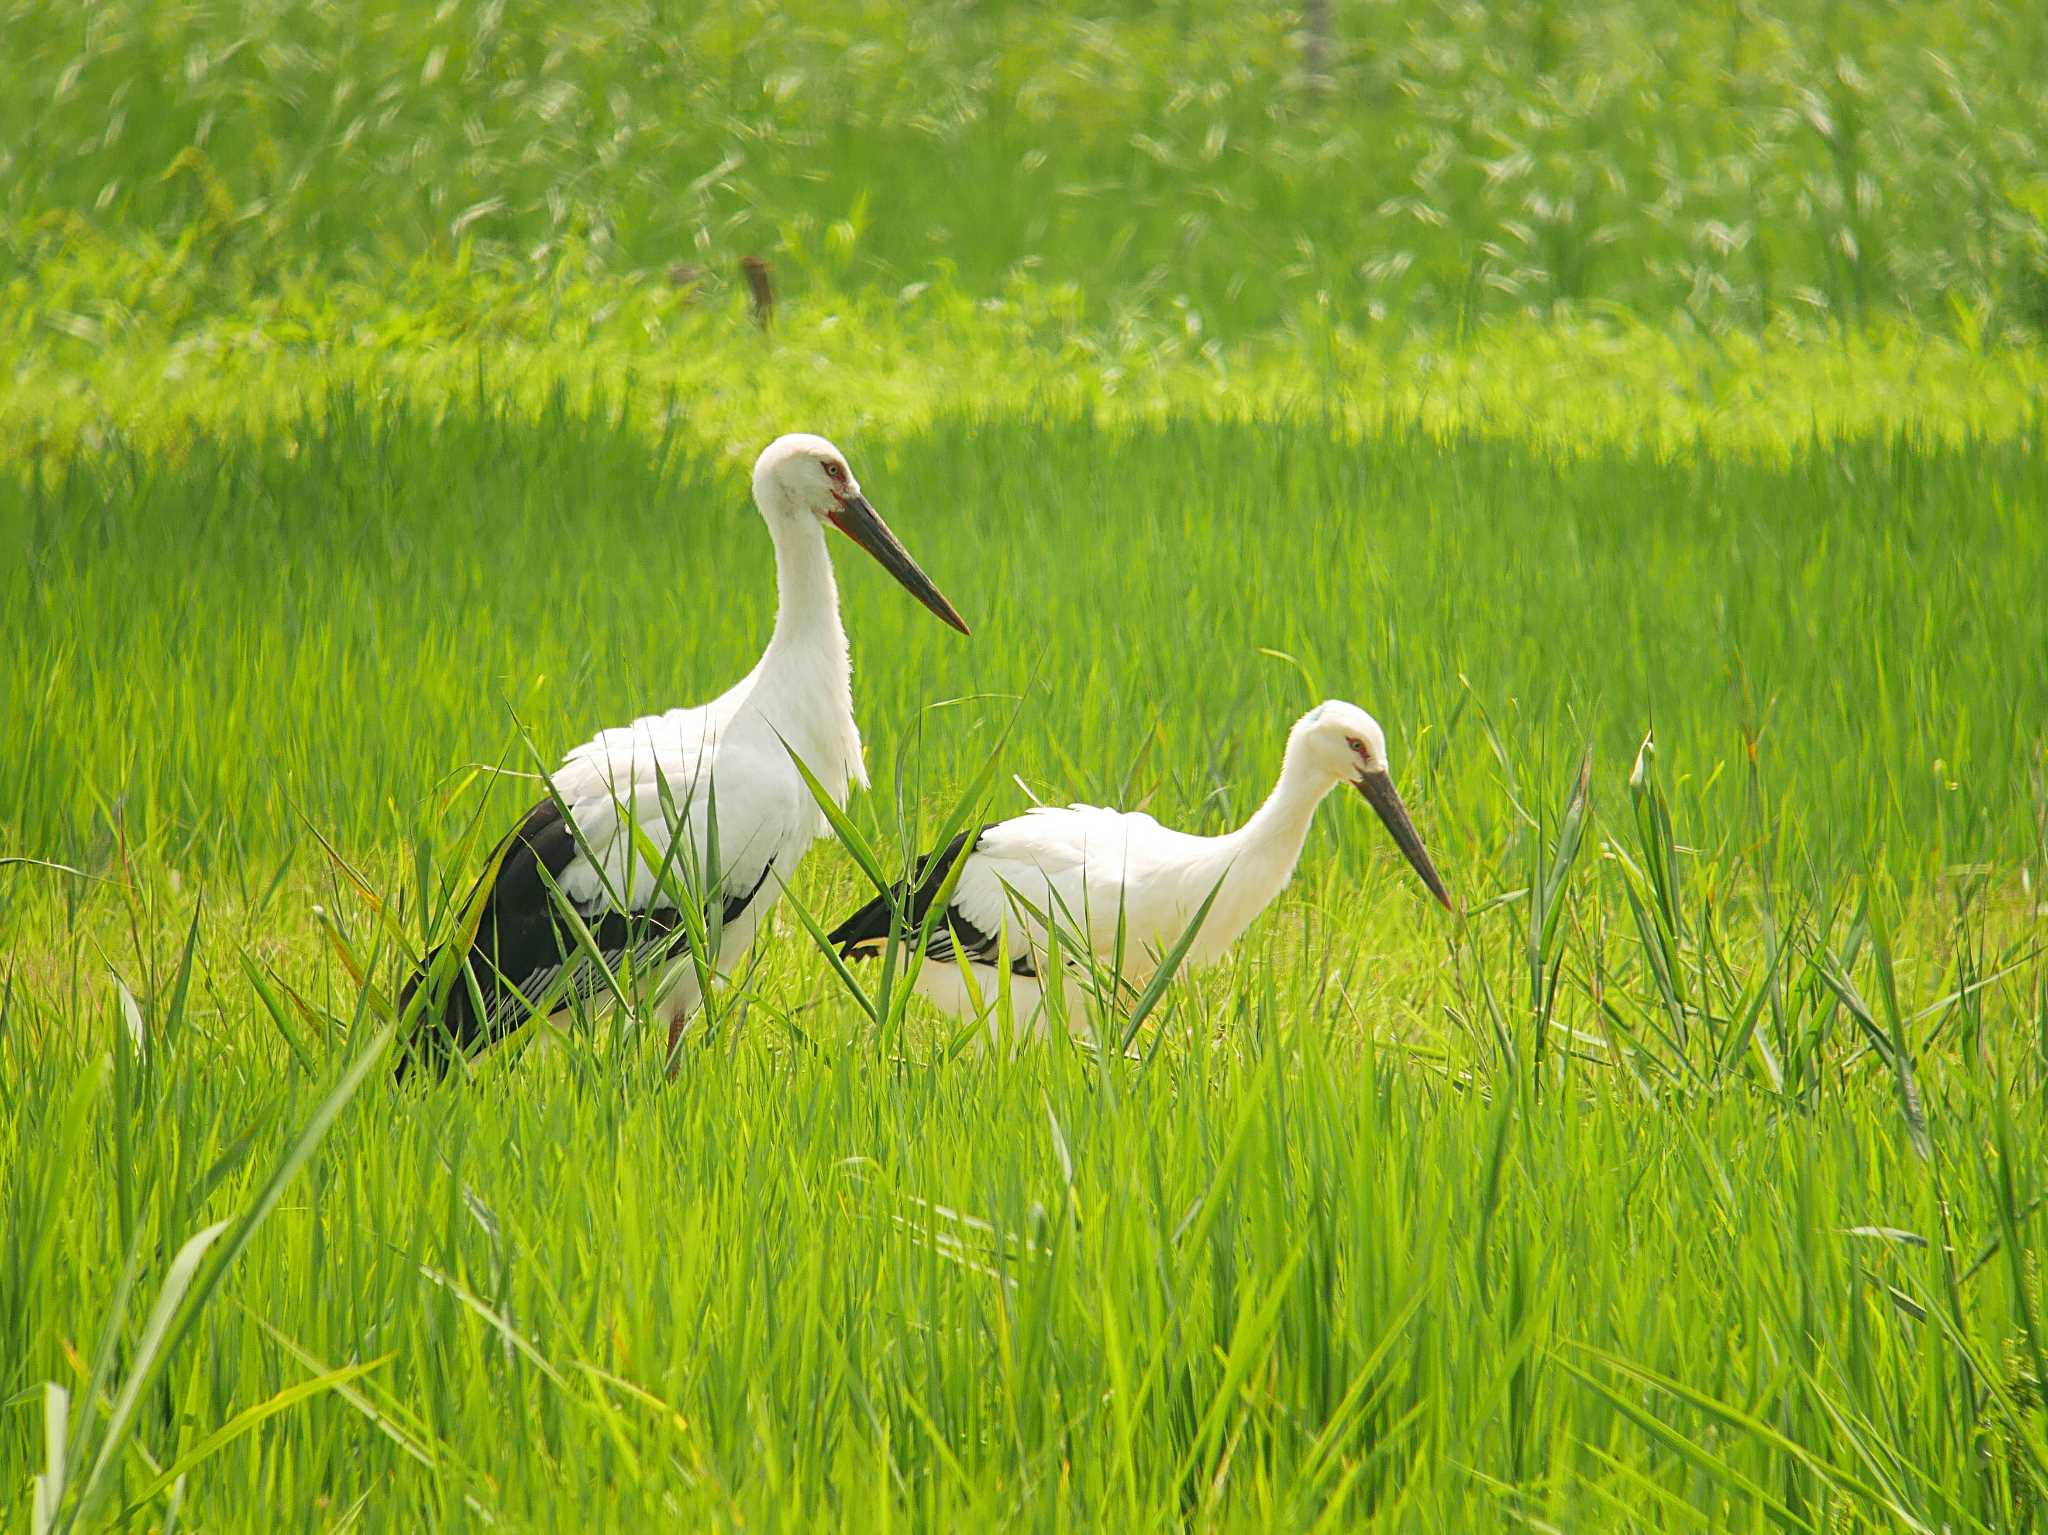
[
  {"left": 7, "top": 0, "right": 2048, "bottom": 337},
  {"left": 4, "top": 404, "right": 2044, "bottom": 881}
]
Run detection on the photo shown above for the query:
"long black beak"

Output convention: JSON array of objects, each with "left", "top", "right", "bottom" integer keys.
[
  {"left": 1355, "top": 771, "right": 1454, "bottom": 912},
  {"left": 828, "top": 494, "right": 970, "bottom": 635}
]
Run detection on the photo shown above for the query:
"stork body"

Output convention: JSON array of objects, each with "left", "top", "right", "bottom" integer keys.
[
  {"left": 399, "top": 434, "right": 967, "bottom": 1079},
  {"left": 826, "top": 702, "right": 1452, "bottom": 1037}
]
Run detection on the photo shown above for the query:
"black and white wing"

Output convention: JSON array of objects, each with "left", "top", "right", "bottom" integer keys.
[
  {"left": 397, "top": 729, "right": 793, "bottom": 1080},
  {"left": 828, "top": 803, "right": 1178, "bottom": 979},
  {"left": 826, "top": 825, "right": 1036, "bottom": 977}
]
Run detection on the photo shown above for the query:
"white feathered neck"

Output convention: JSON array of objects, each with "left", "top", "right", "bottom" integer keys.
[
  {"left": 725, "top": 510, "right": 868, "bottom": 802},
  {"left": 1185, "top": 730, "right": 1340, "bottom": 952}
]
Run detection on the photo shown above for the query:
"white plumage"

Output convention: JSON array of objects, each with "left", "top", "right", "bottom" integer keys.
[
  {"left": 399, "top": 432, "right": 967, "bottom": 1078},
  {"left": 829, "top": 701, "right": 1452, "bottom": 1038}
]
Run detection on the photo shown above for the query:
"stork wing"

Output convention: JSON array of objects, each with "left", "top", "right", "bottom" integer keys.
[
  {"left": 397, "top": 725, "right": 797, "bottom": 1078},
  {"left": 940, "top": 805, "right": 1158, "bottom": 971}
]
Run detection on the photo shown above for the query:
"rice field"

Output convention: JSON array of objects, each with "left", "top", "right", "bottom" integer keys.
[{"left": 4, "top": 2, "right": 2048, "bottom": 1530}]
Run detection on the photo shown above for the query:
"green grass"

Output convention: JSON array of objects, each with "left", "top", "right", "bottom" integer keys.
[
  {"left": 5, "top": 250, "right": 2047, "bottom": 464},
  {"left": 4, "top": 404, "right": 2046, "bottom": 874},
  {"left": 5, "top": 1, "right": 2048, "bottom": 1528},
  {"left": 7, "top": 0, "right": 2048, "bottom": 338},
  {"left": 4, "top": 400, "right": 2046, "bottom": 1531}
]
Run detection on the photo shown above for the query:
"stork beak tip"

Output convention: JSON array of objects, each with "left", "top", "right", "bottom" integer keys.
[{"left": 831, "top": 494, "right": 970, "bottom": 637}]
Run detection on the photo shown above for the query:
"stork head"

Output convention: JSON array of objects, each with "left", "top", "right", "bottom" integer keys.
[
  {"left": 1293, "top": 701, "right": 1453, "bottom": 911},
  {"left": 751, "top": 433, "right": 969, "bottom": 634}
]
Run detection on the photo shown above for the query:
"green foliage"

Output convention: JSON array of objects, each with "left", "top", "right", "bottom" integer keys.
[
  {"left": 3, "top": 240, "right": 2046, "bottom": 464},
  {"left": 3, "top": 870, "right": 2046, "bottom": 1528},
  {"left": 4, "top": 0, "right": 2048, "bottom": 338},
  {"left": 3, "top": 405, "right": 2042, "bottom": 875},
  {"left": 3, "top": 1, "right": 2047, "bottom": 1527},
  {"left": 2, "top": 393, "right": 2045, "bottom": 1529}
]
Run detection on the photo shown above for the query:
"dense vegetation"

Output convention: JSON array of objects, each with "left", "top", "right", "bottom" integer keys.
[
  {"left": 2, "top": 2, "right": 2045, "bottom": 1529},
  {"left": 7, "top": 0, "right": 2048, "bottom": 336}
]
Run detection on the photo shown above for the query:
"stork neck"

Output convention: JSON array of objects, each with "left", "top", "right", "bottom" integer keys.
[
  {"left": 759, "top": 514, "right": 848, "bottom": 678},
  {"left": 1225, "top": 739, "right": 1335, "bottom": 864}
]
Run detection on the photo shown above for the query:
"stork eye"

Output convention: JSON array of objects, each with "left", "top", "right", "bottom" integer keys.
[
  {"left": 823, "top": 461, "right": 846, "bottom": 482},
  {"left": 1346, "top": 736, "right": 1369, "bottom": 757}
]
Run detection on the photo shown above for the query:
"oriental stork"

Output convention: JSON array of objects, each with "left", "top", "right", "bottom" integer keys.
[
  {"left": 825, "top": 701, "right": 1452, "bottom": 1036},
  {"left": 396, "top": 433, "right": 968, "bottom": 1079}
]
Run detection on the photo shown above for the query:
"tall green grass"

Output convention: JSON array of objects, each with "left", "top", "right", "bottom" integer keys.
[
  {"left": 4, "top": 0, "right": 2047, "bottom": 1525},
  {"left": 3, "top": 859, "right": 2044, "bottom": 1528},
  {"left": 3, "top": 400, "right": 2045, "bottom": 1528},
  {"left": 6, "top": 0, "right": 2047, "bottom": 339},
  {"left": 3, "top": 401, "right": 2042, "bottom": 874}
]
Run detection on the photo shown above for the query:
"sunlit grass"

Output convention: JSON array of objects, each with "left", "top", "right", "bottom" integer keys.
[
  {"left": 5, "top": 0, "right": 2048, "bottom": 1527},
  {"left": 6, "top": 0, "right": 2047, "bottom": 338},
  {"left": 4, "top": 244, "right": 2046, "bottom": 465},
  {"left": 4, "top": 405, "right": 2043, "bottom": 872},
  {"left": 3, "top": 396, "right": 2045, "bottom": 1529}
]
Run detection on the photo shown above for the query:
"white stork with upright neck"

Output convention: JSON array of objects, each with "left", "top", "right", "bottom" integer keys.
[
  {"left": 827, "top": 701, "right": 1452, "bottom": 1037},
  {"left": 398, "top": 433, "right": 968, "bottom": 1079}
]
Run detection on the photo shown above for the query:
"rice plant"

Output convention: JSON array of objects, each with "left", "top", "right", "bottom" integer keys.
[{"left": 3, "top": 2, "right": 2046, "bottom": 1527}]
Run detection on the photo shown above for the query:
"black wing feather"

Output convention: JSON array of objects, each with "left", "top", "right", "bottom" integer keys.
[
  {"left": 826, "top": 826, "right": 1036, "bottom": 977},
  {"left": 397, "top": 798, "right": 774, "bottom": 1081}
]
